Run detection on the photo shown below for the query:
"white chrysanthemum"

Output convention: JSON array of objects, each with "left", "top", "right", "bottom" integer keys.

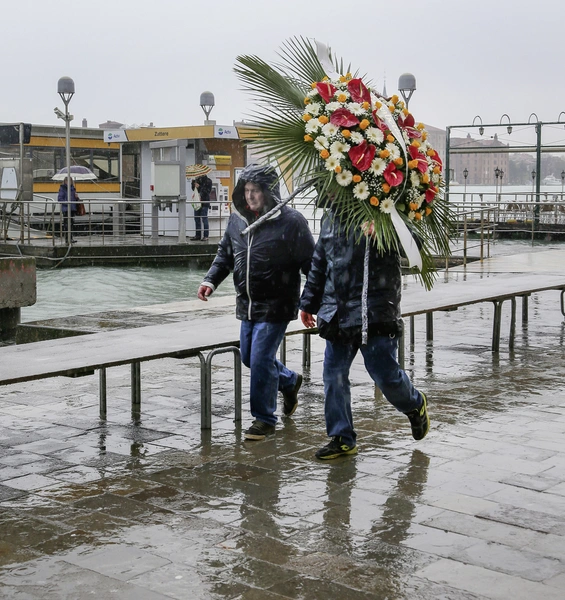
[
  {"left": 314, "top": 136, "right": 329, "bottom": 150},
  {"left": 410, "top": 171, "right": 421, "bottom": 188},
  {"left": 369, "top": 157, "right": 386, "bottom": 176},
  {"left": 348, "top": 102, "right": 364, "bottom": 116},
  {"left": 380, "top": 198, "right": 394, "bottom": 213},
  {"left": 408, "top": 211, "right": 416, "bottom": 221},
  {"left": 336, "top": 169, "right": 353, "bottom": 186},
  {"left": 330, "top": 140, "right": 350, "bottom": 155},
  {"left": 349, "top": 131, "right": 364, "bottom": 144},
  {"left": 321, "top": 123, "right": 338, "bottom": 138},
  {"left": 305, "top": 102, "right": 322, "bottom": 116},
  {"left": 402, "top": 131, "right": 410, "bottom": 144},
  {"left": 325, "top": 102, "right": 341, "bottom": 112},
  {"left": 337, "top": 90, "right": 350, "bottom": 102},
  {"left": 353, "top": 181, "right": 369, "bottom": 200},
  {"left": 386, "top": 143, "right": 401, "bottom": 160},
  {"left": 307, "top": 88, "right": 319, "bottom": 98},
  {"left": 305, "top": 118, "right": 322, "bottom": 133},
  {"left": 325, "top": 155, "right": 341, "bottom": 171},
  {"left": 432, "top": 173, "right": 441, "bottom": 184},
  {"left": 365, "top": 127, "right": 384, "bottom": 144}
]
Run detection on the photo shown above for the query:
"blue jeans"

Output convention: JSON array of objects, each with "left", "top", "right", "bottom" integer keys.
[
  {"left": 239, "top": 320, "right": 298, "bottom": 426},
  {"left": 323, "top": 334, "right": 423, "bottom": 447},
  {"left": 194, "top": 204, "right": 209, "bottom": 238}
]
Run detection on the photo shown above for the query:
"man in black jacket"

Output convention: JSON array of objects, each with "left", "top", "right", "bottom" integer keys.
[
  {"left": 300, "top": 212, "right": 429, "bottom": 460},
  {"left": 197, "top": 165, "right": 315, "bottom": 440},
  {"left": 191, "top": 174, "right": 213, "bottom": 241}
]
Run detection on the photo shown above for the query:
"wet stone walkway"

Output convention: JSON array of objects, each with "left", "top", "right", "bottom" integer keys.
[{"left": 1, "top": 277, "right": 565, "bottom": 598}]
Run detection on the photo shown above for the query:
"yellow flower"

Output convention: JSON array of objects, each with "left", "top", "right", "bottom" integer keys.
[
  {"left": 322, "top": 76, "right": 329, "bottom": 81},
  {"left": 417, "top": 122, "right": 425, "bottom": 130},
  {"left": 318, "top": 115, "right": 329, "bottom": 124},
  {"left": 359, "top": 119, "right": 370, "bottom": 130},
  {"left": 426, "top": 149, "right": 435, "bottom": 156},
  {"left": 422, "top": 173, "right": 430, "bottom": 183},
  {"left": 422, "top": 132, "right": 428, "bottom": 141},
  {"left": 411, "top": 140, "right": 421, "bottom": 148},
  {"left": 382, "top": 183, "right": 391, "bottom": 194},
  {"left": 408, "top": 159, "right": 418, "bottom": 169},
  {"left": 386, "top": 134, "right": 395, "bottom": 143},
  {"left": 362, "top": 101, "right": 370, "bottom": 110},
  {"left": 304, "top": 97, "right": 311, "bottom": 105},
  {"left": 320, "top": 149, "right": 330, "bottom": 159},
  {"left": 425, "top": 207, "right": 432, "bottom": 216},
  {"left": 335, "top": 165, "right": 342, "bottom": 173},
  {"left": 311, "top": 82, "right": 317, "bottom": 89},
  {"left": 337, "top": 93, "right": 347, "bottom": 103},
  {"left": 433, "top": 166, "right": 441, "bottom": 174},
  {"left": 414, "top": 212, "right": 422, "bottom": 220},
  {"left": 342, "top": 129, "right": 351, "bottom": 138},
  {"left": 391, "top": 94, "right": 399, "bottom": 104},
  {"left": 345, "top": 72, "right": 352, "bottom": 80},
  {"left": 388, "top": 105, "right": 395, "bottom": 113},
  {"left": 304, "top": 135, "right": 313, "bottom": 142},
  {"left": 302, "top": 114, "right": 312, "bottom": 122},
  {"left": 402, "top": 108, "right": 409, "bottom": 116},
  {"left": 339, "top": 75, "right": 347, "bottom": 83},
  {"left": 394, "top": 157, "right": 404, "bottom": 166},
  {"left": 370, "top": 196, "right": 379, "bottom": 206},
  {"left": 379, "top": 149, "right": 390, "bottom": 158},
  {"left": 352, "top": 174, "right": 362, "bottom": 183},
  {"left": 375, "top": 101, "right": 382, "bottom": 109}
]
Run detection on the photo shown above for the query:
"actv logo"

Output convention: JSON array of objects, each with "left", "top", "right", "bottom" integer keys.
[{"left": 218, "top": 128, "right": 233, "bottom": 136}]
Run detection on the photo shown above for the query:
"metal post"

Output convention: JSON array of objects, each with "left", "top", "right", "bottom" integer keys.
[
  {"left": 99, "top": 368, "right": 107, "bottom": 419},
  {"left": 18, "top": 123, "right": 25, "bottom": 243},
  {"left": 534, "top": 122, "right": 542, "bottom": 226}
]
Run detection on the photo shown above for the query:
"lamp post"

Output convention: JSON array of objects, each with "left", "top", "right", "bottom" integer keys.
[
  {"left": 398, "top": 73, "right": 416, "bottom": 110},
  {"left": 494, "top": 167, "right": 501, "bottom": 222},
  {"left": 55, "top": 77, "right": 75, "bottom": 245},
  {"left": 463, "top": 168, "right": 468, "bottom": 206},
  {"left": 561, "top": 170, "right": 565, "bottom": 200}
]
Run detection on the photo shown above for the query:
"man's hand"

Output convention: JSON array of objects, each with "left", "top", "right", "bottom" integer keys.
[
  {"left": 197, "top": 284, "right": 213, "bottom": 301},
  {"left": 300, "top": 311, "right": 316, "bottom": 328}
]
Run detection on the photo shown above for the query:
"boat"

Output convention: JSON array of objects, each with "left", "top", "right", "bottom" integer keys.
[{"left": 542, "top": 174, "right": 562, "bottom": 186}]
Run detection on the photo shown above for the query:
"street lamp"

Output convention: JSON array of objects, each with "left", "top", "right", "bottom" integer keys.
[
  {"left": 200, "top": 91, "right": 215, "bottom": 125},
  {"left": 55, "top": 76, "right": 75, "bottom": 245},
  {"left": 398, "top": 73, "right": 416, "bottom": 109},
  {"left": 561, "top": 170, "right": 565, "bottom": 199},
  {"left": 499, "top": 113, "right": 512, "bottom": 135},
  {"left": 463, "top": 168, "right": 468, "bottom": 206},
  {"left": 472, "top": 115, "right": 484, "bottom": 136},
  {"left": 531, "top": 169, "right": 536, "bottom": 192}
]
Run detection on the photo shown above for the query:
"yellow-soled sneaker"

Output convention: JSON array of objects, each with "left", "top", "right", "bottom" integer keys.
[
  {"left": 315, "top": 437, "right": 358, "bottom": 460},
  {"left": 405, "top": 392, "right": 430, "bottom": 441}
]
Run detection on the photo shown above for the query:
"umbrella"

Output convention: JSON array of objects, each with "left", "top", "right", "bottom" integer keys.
[
  {"left": 185, "top": 164, "right": 211, "bottom": 178},
  {"left": 52, "top": 166, "right": 97, "bottom": 181}
]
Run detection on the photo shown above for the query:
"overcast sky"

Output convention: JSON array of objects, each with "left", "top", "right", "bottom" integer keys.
[{"left": 3, "top": 0, "right": 565, "bottom": 145}]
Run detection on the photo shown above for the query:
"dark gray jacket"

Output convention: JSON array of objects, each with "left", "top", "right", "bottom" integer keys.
[
  {"left": 203, "top": 165, "right": 315, "bottom": 322},
  {"left": 300, "top": 212, "right": 403, "bottom": 336}
]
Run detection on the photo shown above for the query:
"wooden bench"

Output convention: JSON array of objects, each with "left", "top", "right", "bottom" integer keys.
[{"left": 1, "top": 274, "right": 564, "bottom": 428}]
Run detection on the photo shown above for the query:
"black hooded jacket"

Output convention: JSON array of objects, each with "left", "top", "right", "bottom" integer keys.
[
  {"left": 203, "top": 165, "right": 315, "bottom": 322},
  {"left": 300, "top": 212, "right": 403, "bottom": 335}
]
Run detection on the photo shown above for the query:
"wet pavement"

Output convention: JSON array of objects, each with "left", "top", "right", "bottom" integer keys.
[{"left": 1, "top": 252, "right": 565, "bottom": 599}]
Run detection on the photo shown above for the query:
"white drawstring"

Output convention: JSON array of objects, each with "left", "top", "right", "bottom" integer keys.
[{"left": 362, "top": 239, "right": 369, "bottom": 345}]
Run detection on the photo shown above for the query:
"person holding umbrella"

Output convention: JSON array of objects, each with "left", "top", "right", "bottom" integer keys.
[
  {"left": 57, "top": 176, "right": 79, "bottom": 242},
  {"left": 188, "top": 164, "right": 213, "bottom": 241}
]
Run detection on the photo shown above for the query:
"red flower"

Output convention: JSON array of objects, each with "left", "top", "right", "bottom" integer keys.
[
  {"left": 348, "top": 140, "right": 376, "bottom": 172},
  {"left": 330, "top": 108, "right": 360, "bottom": 128},
  {"left": 347, "top": 78, "right": 371, "bottom": 104},
  {"left": 408, "top": 145, "right": 428, "bottom": 173},
  {"left": 429, "top": 149, "right": 442, "bottom": 168},
  {"left": 425, "top": 186, "right": 437, "bottom": 203},
  {"left": 383, "top": 162, "right": 404, "bottom": 187},
  {"left": 371, "top": 111, "right": 389, "bottom": 133},
  {"left": 398, "top": 113, "right": 422, "bottom": 139},
  {"left": 316, "top": 81, "right": 337, "bottom": 103}
]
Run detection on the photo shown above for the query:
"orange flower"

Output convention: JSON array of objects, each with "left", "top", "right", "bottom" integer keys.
[
  {"left": 318, "top": 115, "right": 329, "bottom": 124},
  {"left": 304, "top": 97, "right": 311, "bottom": 105},
  {"left": 422, "top": 173, "right": 430, "bottom": 183},
  {"left": 408, "top": 159, "right": 419, "bottom": 169},
  {"left": 394, "top": 157, "right": 404, "bottom": 166},
  {"left": 411, "top": 140, "right": 421, "bottom": 148},
  {"left": 352, "top": 174, "right": 362, "bottom": 183},
  {"left": 433, "top": 166, "right": 441, "bottom": 174},
  {"left": 409, "top": 202, "right": 419, "bottom": 211},
  {"left": 335, "top": 165, "right": 342, "bottom": 173},
  {"left": 417, "top": 122, "right": 425, "bottom": 130},
  {"left": 302, "top": 114, "right": 312, "bottom": 122},
  {"left": 402, "top": 108, "right": 409, "bottom": 116},
  {"left": 382, "top": 183, "right": 391, "bottom": 194},
  {"left": 359, "top": 119, "right": 370, "bottom": 130},
  {"left": 345, "top": 72, "right": 352, "bottom": 80},
  {"left": 388, "top": 105, "right": 395, "bottom": 113},
  {"left": 339, "top": 75, "right": 347, "bottom": 83},
  {"left": 414, "top": 212, "right": 422, "bottom": 220},
  {"left": 386, "top": 134, "right": 395, "bottom": 143},
  {"left": 322, "top": 76, "right": 329, "bottom": 81},
  {"left": 425, "top": 207, "right": 432, "bottom": 216},
  {"left": 370, "top": 196, "right": 379, "bottom": 206},
  {"left": 422, "top": 132, "right": 428, "bottom": 140},
  {"left": 362, "top": 101, "right": 370, "bottom": 110},
  {"left": 375, "top": 101, "right": 382, "bottom": 109},
  {"left": 310, "top": 82, "right": 317, "bottom": 89},
  {"left": 342, "top": 129, "right": 351, "bottom": 138},
  {"left": 379, "top": 149, "right": 390, "bottom": 158},
  {"left": 320, "top": 149, "right": 330, "bottom": 159},
  {"left": 337, "top": 93, "right": 347, "bottom": 102},
  {"left": 426, "top": 149, "right": 435, "bottom": 156},
  {"left": 304, "top": 135, "right": 313, "bottom": 142},
  {"left": 391, "top": 94, "right": 399, "bottom": 104}
]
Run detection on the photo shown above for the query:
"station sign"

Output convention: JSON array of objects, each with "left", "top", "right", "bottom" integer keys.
[
  {"left": 214, "top": 125, "right": 238, "bottom": 139},
  {"left": 104, "top": 130, "right": 128, "bottom": 143}
]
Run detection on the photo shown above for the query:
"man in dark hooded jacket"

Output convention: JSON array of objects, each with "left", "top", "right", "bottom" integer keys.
[
  {"left": 197, "top": 165, "right": 315, "bottom": 440},
  {"left": 300, "top": 211, "right": 429, "bottom": 460}
]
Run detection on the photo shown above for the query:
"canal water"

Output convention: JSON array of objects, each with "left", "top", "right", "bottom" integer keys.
[{"left": 21, "top": 239, "right": 563, "bottom": 323}]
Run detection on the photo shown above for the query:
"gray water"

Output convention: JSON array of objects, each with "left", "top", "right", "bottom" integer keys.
[{"left": 21, "top": 239, "right": 563, "bottom": 323}]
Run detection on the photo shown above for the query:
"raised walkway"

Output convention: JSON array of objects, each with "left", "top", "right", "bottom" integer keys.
[{"left": 0, "top": 250, "right": 564, "bottom": 598}]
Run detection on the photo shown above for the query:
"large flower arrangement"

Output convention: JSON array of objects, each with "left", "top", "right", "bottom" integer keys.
[{"left": 234, "top": 37, "right": 454, "bottom": 288}]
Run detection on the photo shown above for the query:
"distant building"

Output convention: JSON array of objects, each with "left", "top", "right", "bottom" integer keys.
[{"left": 450, "top": 133, "right": 509, "bottom": 185}]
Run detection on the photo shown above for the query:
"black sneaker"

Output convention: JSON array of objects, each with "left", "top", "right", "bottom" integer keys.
[
  {"left": 244, "top": 420, "right": 276, "bottom": 440},
  {"left": 315, "top": 436, "right": 358, "bottom": 460},
  {"left": 282, "top": 374, "right": 302, "bottom": 417},
  {"left": 405, "top": 392, "right": 430, "bottom": 441}
]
